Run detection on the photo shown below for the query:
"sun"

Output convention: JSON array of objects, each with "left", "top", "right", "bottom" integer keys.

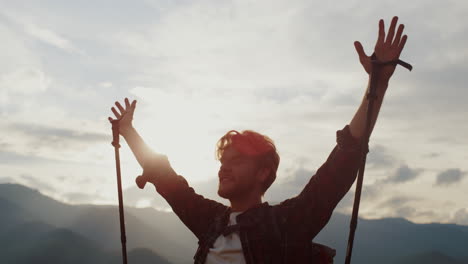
[{"left": 133, "top": 91, "right": 226, "bottom": 183}]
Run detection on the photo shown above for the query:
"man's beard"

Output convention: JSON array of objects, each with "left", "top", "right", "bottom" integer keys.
[{"left": 217, "top": 180, "right": 249, "bottom": 199}]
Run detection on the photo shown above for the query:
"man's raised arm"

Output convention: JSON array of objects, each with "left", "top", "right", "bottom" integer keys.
[
  {"left": 271, "top": 17, "right": 409, "bottom": 241},
  {"left": 349, "top": 16, "right": 408, "bottom": 140},
  {"left": 109, "top": 98, "right": 154, "bottom": 169},
  {"left": 108, "top": 98, "right": 227, "bottom": 240}
]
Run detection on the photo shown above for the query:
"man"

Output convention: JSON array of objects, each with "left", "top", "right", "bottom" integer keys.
[{"left": 109, "top": 16, "right": 408, "bottom": 263}]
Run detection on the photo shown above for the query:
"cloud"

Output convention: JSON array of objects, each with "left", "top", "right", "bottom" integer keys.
[
  {"left": 435, "top": 169, "right": 466, "bottom": 187},
  {"left": 0, "top": 68, "right": 51, "bottom": 94},
  {"left": 452, "top": 208, "right": 468, "bottom": 225},
  {"left": 0, "top": 121, "right": 111, "bottom": 166},
  {"left": 8, "top": 122, "right": 108, "bottom": 151},
  {"left": 394, "top": 206, "right": 417, "bottom": 218},
  {"left": 263, "top": 166, "right": 319, "bottom": 203},
  {"left": 0, "top": 150, "right": 57, "bottom": 165},
  {"left": 0, "top": 141, "right": 12, "bottom": 150},
  {"left": 0, "top": 8, "right": 82, "bottom": 54},
  {"left": 423, "top": 152, "right": 440, "bottom": 159},
  {"left": 366, "top": 145, "right": 396, "bottom": 168},
  {"left": 376, "top": 196, "right": 438, "bottom": 220},
  {"left": 62, "top": 191, "right": 106, "bottom": 204},
  {"left": 380, "top": 196, "right": 416, "bottom": 208},
  {"left": 0, "top": 177, "right": 14, "bottom": 184},
  {"left": 383, "top": 164, "right": 422, "bottom": 184},
  {"left": 282, "top": 167, "right": 315, "bottom": 188},
  {"left": 123, "top": 185, "right": 173, "bottom": 210},
  {"left": 23, "top": 23, "right": 82, "bottom": 54},
  {"left": 19, "top": 173, "right": 56, "bottom": 193}
]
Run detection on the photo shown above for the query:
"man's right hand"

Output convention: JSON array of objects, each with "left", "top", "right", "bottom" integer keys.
[
  {"left": 137, "top": 153, "right": 178, "bottom": 189},
  {"left": 108, "top": 98, "right": 137, "bottom": 136},
  {"left": 108, "top": 98, "right": 158, "bottom": 173}
]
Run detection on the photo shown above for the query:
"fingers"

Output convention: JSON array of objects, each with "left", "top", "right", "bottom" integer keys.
[
  {"left": 397, "top": 35, "right": 408, "bottom": 56},
  {"left": 392, "top": 24, "right": 404, "bottom": 47},
  {"left": 125, "top": 97, "right": 130, "bottom": 109},
  {"left": 116, "top": 101, "right": 125, "bottom": 115},
  {"left": 130, "top": 100, "right": 137, "bottom": 113},
  {"left": 377, "top": 19, "right": 385, "bottom": 46},
  {"left": 111, "top": 98, "right": 136, "bottom": 120},
  {"left": 354, "top": 41, "right": 367, "bottom": 58},
  {"left": 385, "top": 16, "right": 398, "bottom": 44},
  {"left": 111, "top": 107, "right": 121, "bottom": 119}
]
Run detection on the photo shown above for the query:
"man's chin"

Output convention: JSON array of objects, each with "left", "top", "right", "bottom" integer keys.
[
  {"left": 218, "top": 185, "right": 238, "bottom": 199},
  {"left": 217, "top": 188, "right": 231, "bottom": 199}
]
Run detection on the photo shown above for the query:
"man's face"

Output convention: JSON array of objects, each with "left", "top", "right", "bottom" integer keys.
[{"left": 217, "top": 146, "right": 261, "bottom": 199}]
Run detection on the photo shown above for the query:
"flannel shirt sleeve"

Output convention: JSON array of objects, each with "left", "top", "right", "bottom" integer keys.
[
  {"left": 274, "top": 125, "right": 366, "bottom": 240},
  {"left": 142, "top": 153, "right": 227, "bottom": 240}
]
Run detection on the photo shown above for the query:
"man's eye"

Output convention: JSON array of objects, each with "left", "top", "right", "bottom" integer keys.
[{"left": 222, "top": 158, "right": 240, "bottom": 165}]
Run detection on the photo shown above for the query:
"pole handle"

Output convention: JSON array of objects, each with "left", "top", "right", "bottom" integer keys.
[{"left": 110, "top": 119, "right": 121, "bottom": 148}]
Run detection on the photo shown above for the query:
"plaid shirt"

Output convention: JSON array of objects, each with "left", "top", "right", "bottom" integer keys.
[{"left": 143, "top": 125, "right": 365, "bottom": 264}]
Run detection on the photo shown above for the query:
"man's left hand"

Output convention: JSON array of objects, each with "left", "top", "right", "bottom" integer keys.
[{"left": 354, "top": 16, "right": 408, "bottom": 83}]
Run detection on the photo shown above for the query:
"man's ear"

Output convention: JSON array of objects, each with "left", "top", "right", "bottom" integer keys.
[{"left": 257, "top": 167, "right": 271, "bottom": 184}]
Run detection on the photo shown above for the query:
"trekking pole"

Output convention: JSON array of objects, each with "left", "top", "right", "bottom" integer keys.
[
  {"left": 110, "top": 119, "right": 128, "bottom": 264},
  {"left": 344, "top": 53, "right": 412, "bottom": 264}
]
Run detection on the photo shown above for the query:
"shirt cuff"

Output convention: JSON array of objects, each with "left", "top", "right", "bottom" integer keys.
[
  {"left": 336, "top": 125, "right": 369, "bottom": 154},
  {"left": 142, "top": 153, "right": 178, "bottom": 183}
]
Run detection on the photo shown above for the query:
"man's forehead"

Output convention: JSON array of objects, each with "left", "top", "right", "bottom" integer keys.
[{"left": 220, "top": 147, "right": 243, "bottom": 162}]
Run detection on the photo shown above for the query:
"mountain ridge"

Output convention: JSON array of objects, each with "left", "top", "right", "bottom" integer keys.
[{"left": 1, "top": 183, "right": 467, "bottom": 264}]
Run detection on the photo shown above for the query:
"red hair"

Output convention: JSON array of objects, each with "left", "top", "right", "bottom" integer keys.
[{"left": 216, "top": 130, "right": 280, "bottom": 195}]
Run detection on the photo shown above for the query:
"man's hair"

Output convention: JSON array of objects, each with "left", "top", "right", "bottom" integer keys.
[{"left": 215, "top": 130, "right": 280, "bottom": 195}]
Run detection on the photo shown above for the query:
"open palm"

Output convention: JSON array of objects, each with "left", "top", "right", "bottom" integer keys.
[
  {"left": 354, "top": 16, "right": 408, "bottom": 81},
  {"left": 108, "top": 98, "right": 137, "bottom": 134}
]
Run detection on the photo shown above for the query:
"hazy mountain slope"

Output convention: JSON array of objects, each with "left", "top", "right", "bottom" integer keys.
[
  {"left": 0, "top": 184, "right": 81, "bottom": 225},
  {"left": 106, "top": 248, "right": 173, "bottom": 264},
  {"left": 2, "top": 183, "right": 467, "bottom": 264},
  {"left": 0, "top": 184, "right": 189, "bottom": 263},
  {"left": 125, "top": 206, "right": 198, "bottom": 255},
  {"left": 0, "top": 222, "right": 173, "bottom": 264},
  {"left": 66, "top": 205, "right": 191, "bottom": 263},
  {"left": 315, "top": 213, "right": 468, "bottom": 264},
  {"left": 0, "top": 197, "right": 33, "bottom": 235},
  {"left": 395, "top": 251, "right": 467, "bottom": 264}
]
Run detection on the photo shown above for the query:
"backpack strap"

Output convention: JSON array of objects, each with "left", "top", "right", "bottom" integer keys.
[{"left": 311, "top": 242, "right": 336, "bottom": 264}]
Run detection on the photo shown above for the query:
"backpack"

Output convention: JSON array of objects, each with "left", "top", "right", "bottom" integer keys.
[{"left": 311, "top": 242, "right": 336, "bottom": 264}]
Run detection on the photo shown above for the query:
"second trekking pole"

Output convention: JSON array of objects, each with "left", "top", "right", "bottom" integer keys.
[
  {"left": 111, "top": 119, "right": 129, "bottom": 264},
  {"left": 344, "top": 52, "right": 412, "bottom": 264}
]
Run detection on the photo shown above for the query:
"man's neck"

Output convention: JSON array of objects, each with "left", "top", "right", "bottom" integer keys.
[{"left": 229, "top": 195, "right": 262, "bottom": 212}]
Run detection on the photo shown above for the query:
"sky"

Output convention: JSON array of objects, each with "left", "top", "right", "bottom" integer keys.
[{"left": 0, "top": 0, "right": 467, "bottom": 225}]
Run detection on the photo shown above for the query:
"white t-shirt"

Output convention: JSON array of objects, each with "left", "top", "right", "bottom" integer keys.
[{"left": 204, "top": 211, "right": 246, "bottom": 264}]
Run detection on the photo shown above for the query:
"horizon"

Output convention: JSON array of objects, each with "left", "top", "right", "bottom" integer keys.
[
  {"left": 2, "top": 182, "right": 468, "bottom": 228},
  {"left": 1, "top": 0, "right": 467, "bottom": 226}
]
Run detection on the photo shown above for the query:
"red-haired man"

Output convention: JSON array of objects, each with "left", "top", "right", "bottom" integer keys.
[{"left": 109, "top": 16, "right": 408, "bottom": 264}]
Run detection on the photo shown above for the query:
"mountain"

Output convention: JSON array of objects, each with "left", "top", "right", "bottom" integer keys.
[
  {"left": 315, "top": 213, "right": 468, "bottom": 264},
  {"left": 0, "top": 197, "right": 33, "bottom": 235},
  {"left": 0, "top": 220, "right": 170, "bottom": 264},
  {"left": 1, "top": 183, "right": 468, "bottom": 264},
  {"left": 108, "top": 248, "right": 173, "bottom": 264},
  {"left": 395, "top": 251, "right": 466, "bottom": 264},
  {"left": 0, "top": 183, "right": 186, "bottom": 263}
]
